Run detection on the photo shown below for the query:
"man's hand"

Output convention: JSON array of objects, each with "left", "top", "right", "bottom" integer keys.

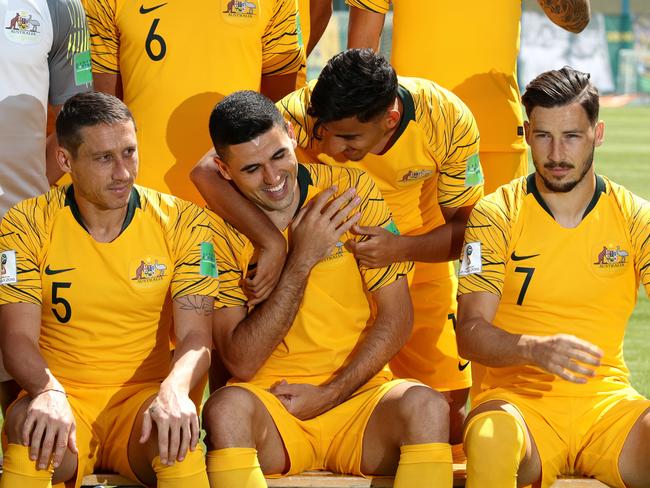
[
  {"left": 22, "top": 390, "right": 77, "bottom": 470},
  {"left": 140, "top": 387, "right": 200, "bottom": 465},
  {"left": 243, "top": 236, "right": 287, "bottom": 306},
  {"left": 270, "top": 380, "right": 338, "bottom": 420},
  {"left": 290, "top": 186, "right": 361, "bottom": 266},
  {"left": 523, "top": 334, "right": 603, "bottom": 383},
  {"left": 346, "top": 225, "right": 401, "bottom": 268}
]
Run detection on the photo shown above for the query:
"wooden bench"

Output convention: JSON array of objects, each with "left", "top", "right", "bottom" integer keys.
[{"left": 80, "top": 468, "right": 610, "bottom": 487}]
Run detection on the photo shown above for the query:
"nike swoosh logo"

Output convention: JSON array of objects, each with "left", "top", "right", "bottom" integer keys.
[
  {"left": 458, "top": 361, "right": 470, "bottom": 372},
  {"left": 44, "top": 265, "right": 75, "bottom": 275},
  {"left": 139, "top": 2, "right": 167, "bottom": 14},
  {"left": 510, "top": 252, "right": 540, "bottom": 261}
]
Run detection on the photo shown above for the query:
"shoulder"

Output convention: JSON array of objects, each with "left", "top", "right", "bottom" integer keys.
[
  {"left": 136, "top": 185, "right": 208, "bottom": 227},
  {"left": 304, "top": 163, "right": 373, "bottom": 191},
  {"left": 601, "top": 176, "right": 649, "bottom": 226},
  {"left": 473, "top": 176, "right": 528, "bottom": 225}
]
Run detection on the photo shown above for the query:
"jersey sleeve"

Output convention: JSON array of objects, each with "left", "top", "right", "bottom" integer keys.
[
  {"left": 345, "top": 0, "right": 390, "bottom": 14},
  {"left": 0, "top": 199, "right": 51, "bottom": 305},
  {"left": 165, "top": 200, "right": 220, "bottom": 300},
  {"left": 624, "top": 192, "right": 650, "bottom": 297},
  {"left": 47, "top": 0, "right": 93, "bottom": 104},
  {"left": 208, "top": 213, "right": 248, "bottom": 309},
  {"left": 81, "top": 0, "right": 120, "bottom": 74},
  {"left": 261, "top": 0, "right": 304, "bottom": 76},
  {"left": 309, "top": 165, "right": 413, "bottom": 292},
  {"left": 457, "top": 190, "right": 514, "bottom": 298},
  {"left": 418, "top": 81, "right": 484, "bottom": 208}
]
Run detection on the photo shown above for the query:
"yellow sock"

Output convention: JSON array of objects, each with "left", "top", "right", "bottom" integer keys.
[
  {"left": 152, "top": 447, "right": 209, "bottom": 488},
  {"left": 393, "top": 442, "right": 452, "bottom": 488},
  {"left": 206, "top": 448, "right": 266, "bottom": 488},
  {"left": 464, "top": 411, "right": 527, "bottom": 488},
  {"left": 0, "top": 443, "right": 53, "bottom": 488}
]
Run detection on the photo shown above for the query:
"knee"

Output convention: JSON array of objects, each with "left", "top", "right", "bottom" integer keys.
[
  {"left": 464, "top": 410, "right": 526, "bottom": 462},
  {"left": 3, "top": 397, "right": 29, "bottom": 444},
  {"left": 203, "top": 387, "right": 257, "bottom": 447},
  {"left": 397, "top": 386, "right": 450, "bottom": 440}
]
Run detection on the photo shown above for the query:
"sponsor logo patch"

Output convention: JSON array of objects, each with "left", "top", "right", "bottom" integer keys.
[
  {"left": 0, "top": 250, "right": 17, "bottom": 285},
  {"left": 458, "top": 242, "right": 482, "bottom": 276},
  {"left": 200, "top": 242, "right": 218, "bottom": 278},
  {"left": 465, "top": 153, "right": 484, "bottom": 187}
]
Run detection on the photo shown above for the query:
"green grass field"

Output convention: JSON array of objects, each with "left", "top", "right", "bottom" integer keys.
[{"left": 598, "top": 106, "right": 650, "bottom": 397}]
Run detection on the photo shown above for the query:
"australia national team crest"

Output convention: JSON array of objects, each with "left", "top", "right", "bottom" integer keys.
[
  {"left": 593, "top": 244, "right": 629, "bottom": 269},
  {"left": 322, "top": 241, "right": 346, "bottom": 263},
  {"left": 397, "top": 168, "right": 433, "bottom": 185},
  {"left": 4, "top": 8, "right": 42, "bottom": 44},
  {"left": 221, "top": 0, "right": 258, "bottom": 20},
  {"left": 131, "top": 257, "right": 168, "bottom": 284}
]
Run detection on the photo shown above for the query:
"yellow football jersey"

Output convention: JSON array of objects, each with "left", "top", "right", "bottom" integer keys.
[
  {"left": 82, "top": 0, "right": 304, "bottom": 204},
  {"left": 458, "top": 175, "right": 650, "bottom": 395},
  {"left": 211, "top": 163, "right": 413, "bottom": 388},
  {"left": 278, "top": 76, "right": 483, "bottom": 282},
  {"left": 0, "top": 185, "right": 219, "bottom": 386},
  {"left": 347, "top": 0, "right": 525, "bottom": 153}
]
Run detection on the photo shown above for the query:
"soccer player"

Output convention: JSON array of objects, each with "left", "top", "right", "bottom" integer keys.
[
  {"left": 457, "top": 67, "right": 650, "bottom": 487},
  {"left": 192, "top": 49, "right": 483, "bottom": 444},
  {"left": 201, "top": 91, "right": 453, "bottom": 487},
  {"left": 0, "top": 0, "right": 93, "bottom": 412},
  {"left": 346, "top": 0, "right": 591, "bottom": 194},
  {"left": 81, "top": 0, "right": 304, "bottom": 205},
  {"left": 0, "top": 92, "right": 219, "bottom": 488}
]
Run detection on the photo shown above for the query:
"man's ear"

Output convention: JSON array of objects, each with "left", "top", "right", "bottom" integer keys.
[
  {"left": 384, "top": 104, "right": 401, "bottom": 131},
  {"left": 57, "top": 147, "right": 73, "bottom": 175},
  {"left": 523, "top": 120, "right": 531, "bottom": 145},
  {"left": 213, "top": 154, "right": 233, "bottom": 181},
  {"left": 594, "top": 120, "right": 605, "bottom": 147},
  {"left": 286, "top": 121, "right": 298, "bottom": 149}
]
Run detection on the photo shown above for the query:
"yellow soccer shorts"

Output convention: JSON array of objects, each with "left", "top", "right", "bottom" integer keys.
[
  {"left": 231, "top": 378, "right": 408, "bottom": 476},
  {"left": 7, "top": 382, "right": 162, "bottom": 488},
  {"left": 480, "top": 150, "right": 528, "bottom": 195},
  {"left": 472, "top": 386, "right": 650, "bottom": 488},
  {"left": 389, "top": 276, "right": 471, "bottom": 392}
]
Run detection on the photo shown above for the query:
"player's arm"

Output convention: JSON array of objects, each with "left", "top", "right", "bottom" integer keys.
[
  {"left": 347, "top": 6, "right": 384, "bottom": 51},
  {"left": 46, "top": 105, "right": 63, "bottom": 185},
  {"left": 261, "top": 73, "right": 300, "bottom": 102},
  {"left": 307, "top": 0, "right": 333, "bottom": 56},
  {"left": 538, "top": 0, "right": 591, "bottom": 33},
  {"left": 347, "top": 204, "right": 474, "bottom": 268},
  {"left": 0, "top": 302, "right": 77, "bottom": 469},
  {"left": 190, "top": 152, "right": 286, "bottom": 305},
  {"left": 457, "top": 291, "right": 603, "bottom": 383},
  {"left": 140, "top": 294, "right": 213, "bottom": 465},
  {"left": 93, "top": 73, "right": 123, "bottom": 99},
  {"left": 213, "top": 187, "right": 361, "bottom": 380}
]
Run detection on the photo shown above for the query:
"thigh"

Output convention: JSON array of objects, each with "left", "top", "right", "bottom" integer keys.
[
  {"left": 576, "top": 389, "right": 650, "bottom": 488},
  {"left": 390, "top": 277, "right": 471, "bottom": 392},
  {"left": 228, "top": 383, "right": 314, "bottom": 476}
]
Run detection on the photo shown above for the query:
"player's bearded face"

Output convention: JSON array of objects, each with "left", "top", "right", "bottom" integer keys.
[
  {"left": 69, "top": 121, "right": 138, "bottom": 211},
  {"left": 527, "top": 103, "right": 603, "bottom": 194},
  {"left": 220, "top": 125, "right": 299, "bottom": 213}
]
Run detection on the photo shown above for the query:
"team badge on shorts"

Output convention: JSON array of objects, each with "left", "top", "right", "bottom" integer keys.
[
  {"left": 0, "top": 250, "right": 17, "bottom": 285},
  {"left": 458, "top": 242, "right": 482, "bottom": 276},
  {"left": 4, "top": 7, "right": 42, "bottom": 44}
]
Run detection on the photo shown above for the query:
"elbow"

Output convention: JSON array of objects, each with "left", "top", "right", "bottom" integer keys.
[
  {"left": 223, "top": 356, "right": 261, "bottom": 383},
  {"left": 456, "top": 326, "right": 476, "bottom": 361}
]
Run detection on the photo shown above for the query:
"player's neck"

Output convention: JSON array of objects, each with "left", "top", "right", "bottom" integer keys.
[
  {"left": 74, "top": 195, "right": 130, "bottom": 243},
  {"left": 263, "top": 178, "right": 301, "bottom": 232},
  {"left": 535, "top": 171, "right": 597, "bottom": 228}
]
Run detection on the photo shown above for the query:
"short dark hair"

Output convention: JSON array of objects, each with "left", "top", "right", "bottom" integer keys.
[
  {"left": 209, "top": 90, "right": 286, "bottom": 160},
  {"left": 56, "top": 92, "right": 135, "bottom": 157},
  {"left": 307, "top": 49, "right": 398, "bottom": 138},
  {"left": 522, "top": 66, "right": 599, "bottom": 124}
]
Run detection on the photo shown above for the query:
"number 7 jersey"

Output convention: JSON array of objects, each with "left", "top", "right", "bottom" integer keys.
[{"left": 458, "top": 174, "right": 650, "bottom": 396}]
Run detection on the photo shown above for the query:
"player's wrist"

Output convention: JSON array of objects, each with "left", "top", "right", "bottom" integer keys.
[{"left": 516, "top": 334, "right": 538, "bottom": 365}]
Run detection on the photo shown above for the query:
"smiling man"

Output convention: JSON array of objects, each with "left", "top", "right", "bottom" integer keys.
[
  {"left": 456, "top": 67, "right": 650, "bottom": 487},
  {"left": 0, "top": 92, "right": 218, "bottom": 488},
  {"left": 192, "top": 49, "right": 484, "bottom": 446},
  {"left": 200, "top": 90, "right": 454, "bottom": 488}
]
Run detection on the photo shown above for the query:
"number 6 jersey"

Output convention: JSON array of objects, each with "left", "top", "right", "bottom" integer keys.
[
  {"left": 458, "top": 174, "right": 650, "bottom": 396},
  {"left": 0, "top": 185, "right": 219, "bottom": 386}
]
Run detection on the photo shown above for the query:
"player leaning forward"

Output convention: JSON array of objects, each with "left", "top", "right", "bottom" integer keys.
[
  {"left": 0, "top": 92, "right": 219, "bottom": 488},
  {"left": 199, "top": 91, "right": 454, "bottom": 487},
  {"left": 458, "top": 67, "right": 650, "bottom": 488}
]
